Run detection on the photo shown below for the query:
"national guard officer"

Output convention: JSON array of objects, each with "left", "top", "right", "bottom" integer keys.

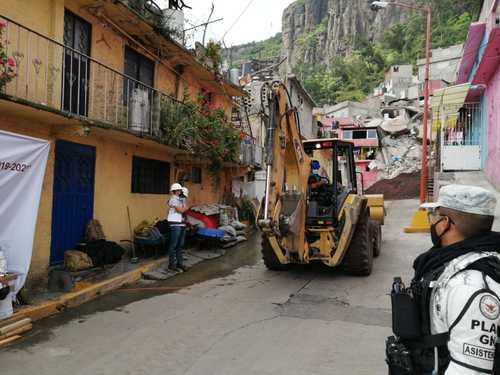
[{"left": 387, "top": 184, "right": 500, "bottom": 375}]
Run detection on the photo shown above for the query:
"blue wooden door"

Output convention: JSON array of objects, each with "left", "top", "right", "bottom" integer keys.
[{"left": 50, "top": 140, "right": 96, "bottom": 265}]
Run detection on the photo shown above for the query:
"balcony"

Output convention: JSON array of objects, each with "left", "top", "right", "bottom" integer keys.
[{"left": 0, "top": 15, "right": 179, "bottom": 138}]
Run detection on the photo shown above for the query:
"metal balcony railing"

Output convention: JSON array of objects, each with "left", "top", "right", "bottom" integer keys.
[{"left": 0, "top": 15, "right": 180, "bottom": 137}]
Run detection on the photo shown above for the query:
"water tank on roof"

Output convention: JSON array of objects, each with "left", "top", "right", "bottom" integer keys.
[
  {"left": 162, "top": 8, "right": 185, "bottom": 44},
  {"left": 229, "top": 68, "right": 240, "bottom": 85}
]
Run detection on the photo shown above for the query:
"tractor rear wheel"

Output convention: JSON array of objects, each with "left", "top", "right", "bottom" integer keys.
[
  {"left": 342, "top": 211, "right": 373, "bottom": 276},
  {"left": 261, "top": 235, "right": 289, "bottom": 271},
  {"left": 370, "top": 220, "right": 382, "bottom": 258}
]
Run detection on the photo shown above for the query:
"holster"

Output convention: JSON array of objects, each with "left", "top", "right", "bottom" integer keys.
[
  {"left": 391, "top": 291, "right": 421, "bottom": 339},
  {"left": 386, "top": 336, "right": 414, "bottom": 375}
]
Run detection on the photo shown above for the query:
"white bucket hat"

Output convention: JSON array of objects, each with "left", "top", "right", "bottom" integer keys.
[{"left": 421, "top": 184, "right": 497, "bottom": 216}]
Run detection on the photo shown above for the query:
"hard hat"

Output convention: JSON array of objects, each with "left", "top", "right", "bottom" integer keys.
[
  {"left": 421, "top": 184, "right": 497, "bottom": 216},
  {"left": 182, "top": 187, "right": 189, "bottom": 198},
  {"left": 170, "top": 183, "right": 183, "bottom": 192}
]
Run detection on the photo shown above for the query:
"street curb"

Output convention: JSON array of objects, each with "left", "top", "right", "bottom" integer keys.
[{"left": 13, "top": 257, "right": 167, "bottom": 322}]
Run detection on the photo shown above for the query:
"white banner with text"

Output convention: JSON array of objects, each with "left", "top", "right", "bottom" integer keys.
[{"left": 0, "top": 130, "right": 49, "bottom": 295}]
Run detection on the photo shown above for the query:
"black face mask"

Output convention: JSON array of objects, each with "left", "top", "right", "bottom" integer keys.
[{"left": 430, "top": 217, "right": 450, "bottom": 248}]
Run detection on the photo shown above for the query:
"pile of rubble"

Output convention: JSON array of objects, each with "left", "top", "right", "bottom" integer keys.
[{"left": 370, "top": 133, "right": 422, "bottom": 180}]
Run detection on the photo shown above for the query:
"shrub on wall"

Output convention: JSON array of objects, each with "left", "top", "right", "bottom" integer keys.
[{"left": 160, "top": 98, "right": 240, "bottom": 181}]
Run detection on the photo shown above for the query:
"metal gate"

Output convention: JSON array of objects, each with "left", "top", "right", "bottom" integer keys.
[
  {"left": 439, "top": 103, "right": 482, "bottom": 171},
  {"left": 50, "top": 140, "right": 95, "bottom": 265}
]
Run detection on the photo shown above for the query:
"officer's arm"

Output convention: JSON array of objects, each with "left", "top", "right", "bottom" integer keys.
[{"left": 445, "top": 284, "right": 499, "bottom": 374}]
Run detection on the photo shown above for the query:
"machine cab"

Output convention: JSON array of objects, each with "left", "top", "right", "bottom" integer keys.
[{"left": 302, "top": 139, "right": 358, "bottom": 227}]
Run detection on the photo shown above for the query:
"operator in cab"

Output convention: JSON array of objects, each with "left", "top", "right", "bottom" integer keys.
[
  {"left": 308, "top": 160, "right": 330, "bottom": 191},
  {"left": 386, "top": 184, "right": 500, "bottom": 375}
]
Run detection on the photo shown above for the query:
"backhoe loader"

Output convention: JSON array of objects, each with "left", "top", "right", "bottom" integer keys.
[{"left": 258, "top": 84, "right": 385, "bottom": 275}]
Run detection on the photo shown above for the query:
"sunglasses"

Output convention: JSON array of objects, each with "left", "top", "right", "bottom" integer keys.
[{"left": 427, "top": 210, "right": 455, "bottom": 225}]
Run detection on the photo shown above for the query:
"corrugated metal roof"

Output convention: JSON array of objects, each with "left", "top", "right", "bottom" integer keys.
[{"left": 431, "top": 83, "right": 471, "bottom": 111}]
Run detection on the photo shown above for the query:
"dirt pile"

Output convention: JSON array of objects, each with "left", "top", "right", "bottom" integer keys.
[{"left": 365, "top": 172, "right": 420, "bottom": 200}]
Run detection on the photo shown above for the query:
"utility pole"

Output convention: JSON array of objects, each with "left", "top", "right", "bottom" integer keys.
[{"left": 370, "top": 1, "right": 433, "bottom": 232}]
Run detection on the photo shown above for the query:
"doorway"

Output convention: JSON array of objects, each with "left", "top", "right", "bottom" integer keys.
[{"left": 50, "top": 140, "right": 96, "bottom": 265}]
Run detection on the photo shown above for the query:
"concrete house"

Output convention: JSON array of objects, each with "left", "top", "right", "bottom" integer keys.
[
  {"left": 374, "top": 65, "right": 416, "bottom": 100},
  {"left": 417, "top": 44, "right": 463, "bottom": 84},
  {"left": 0, "top": 0, "right": 246, "bottom": 290},
  {"left": 286, "top": 74, "right": 317, "bottom": 139},
  {"left": 435, "top": 0, "right": 500, "bottom": 185}
]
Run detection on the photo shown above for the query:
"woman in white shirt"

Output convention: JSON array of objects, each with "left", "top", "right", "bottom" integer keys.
[{"left": 167, "top": 183, "right": 188, "bottom": 272}]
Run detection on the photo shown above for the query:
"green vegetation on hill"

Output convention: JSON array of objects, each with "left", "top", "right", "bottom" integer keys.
[
  {"left": 297, "top": 0, "right": 481, "bottom": 105},
  {"left": 226, "top": 33, "right": 282, "bottom": 67}
]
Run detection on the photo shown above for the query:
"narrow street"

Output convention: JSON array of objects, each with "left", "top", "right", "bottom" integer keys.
[{"left": 0, "top": 199, "right": 429, "bottom": 375}]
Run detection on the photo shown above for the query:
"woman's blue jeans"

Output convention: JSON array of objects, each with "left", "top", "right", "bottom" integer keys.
[{"left": 168, "top": 226, "right": 185, "bottom": 266}]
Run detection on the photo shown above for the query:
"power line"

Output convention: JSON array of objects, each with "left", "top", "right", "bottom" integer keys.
[{"left": 221, "top": 0, "right": 256, "bottom": 42}]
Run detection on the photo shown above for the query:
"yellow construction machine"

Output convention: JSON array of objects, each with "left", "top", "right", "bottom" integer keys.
[{"left": 258, "top": 85, "right": 385, "bottom": 275}]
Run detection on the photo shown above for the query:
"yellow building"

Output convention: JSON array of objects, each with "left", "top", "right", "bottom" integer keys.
[{"left": 0, "top": 0, "right": 246, "bottom": 291}]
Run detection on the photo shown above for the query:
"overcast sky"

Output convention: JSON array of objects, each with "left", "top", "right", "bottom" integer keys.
[{"left": 157, "top": 0, "right": 295, "bottom": 47}]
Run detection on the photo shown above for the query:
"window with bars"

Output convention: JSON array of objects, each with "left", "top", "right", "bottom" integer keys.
[
  {"left": 123, "top": 46, "right": 155, "bottom": 104},
  {"left": 131, "top": 156, "right": 170, "bottom": 194}
]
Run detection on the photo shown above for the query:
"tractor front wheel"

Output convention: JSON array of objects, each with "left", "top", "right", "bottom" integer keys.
[
  {"left": 370, "top": 220, "right": 382, "bottom": 258},
  {"left": 342, "top": 211, "right": 374, "bottom": 276},
  {"left": 261, "top": 235, "right": 289, "bottom": 271}
]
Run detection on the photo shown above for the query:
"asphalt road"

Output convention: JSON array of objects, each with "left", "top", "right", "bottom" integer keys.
[{"left": 0, "top": 199, "right": 430, "bottom": 375}]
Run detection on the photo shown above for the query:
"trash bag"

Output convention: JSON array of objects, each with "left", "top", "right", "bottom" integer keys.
[
  {"left": 83, "top": 240, "right": 124, "bottom": 267},
  {"left": 155, "top": 220, "right": 170, "bottom": 235},
  {"left": 64, "top": 250, "right": 93, "bottom": 272}
]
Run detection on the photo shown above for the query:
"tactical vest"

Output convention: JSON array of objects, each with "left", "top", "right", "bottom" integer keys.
[{"left": 387, "top": 253, "right": 500, "bottom": 375}]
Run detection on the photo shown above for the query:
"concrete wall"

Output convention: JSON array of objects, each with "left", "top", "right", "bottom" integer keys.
[
  {"left": 417, "top": 45, "right": 463, "bottom": 82},
  {"left": 481, "top": 94, "right": 488, "bottom": 169},
  {"left": 288, "top": 81, "right": 315, "bottom": 139},
  {"left": 485, "top": 65, "right": 500, "bottom": 188},
  {"left": 324, "top": 102, "right": 374, "bottom": 119}
]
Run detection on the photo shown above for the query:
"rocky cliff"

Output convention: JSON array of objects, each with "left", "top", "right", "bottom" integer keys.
[{"left": 281, "top": 0, "right": 415, "bottom": 72}]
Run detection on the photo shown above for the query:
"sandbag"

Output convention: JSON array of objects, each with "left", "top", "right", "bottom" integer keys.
[
  {"left": 0, "top": 294, "right": 12, "bottom": 319},
  {"left": 64, "top": 250, "right": 93, "bottom": 272},
  {"left": 218, "top": 225, "right": 237, "bottom": 237},
  {"left": 86, "top": 220, "right": 105, "bottom": 242},
  {"left": 231, "top": 221, "right": 247, "bottom": 230},
  {"left": 220, "top": 235, "right": 235, "bottom": 243}
]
